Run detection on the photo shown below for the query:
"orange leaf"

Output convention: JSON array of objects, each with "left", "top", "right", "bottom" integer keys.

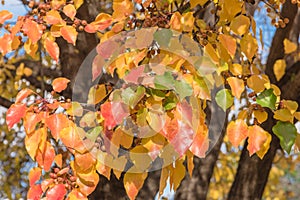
[
  {"left": 227, "top": 77, "right": 244, "bottom": 99},
  {"left": 170, "top": 12, "right": 182, "bottom": 31},
  {"left": 46, "top": 184, "right": 67, "bottom": 200},
  {"left": 44, "top": 10, "right": 63, "bottom": 25},
  {"left": 94, "top": 13, "right": 112, "bottom": 31},
  {"left": 6, "top": 103, "right": 27, "bottom": 130},
  {"left": 247, "top": 125, "right": 269, "bottom": 156},
  {"left": 54, "top": 154, "right": 63, "bottom": 168},
  {"left": 45, "top": 38, "right": 60, "bottom": 61},
  {"left": 59, "top": 126, "right": 87, "bottom": 153},
  {"left": 189, "top": 125, "right": 209, "bottom": 158},
  {"left": 67, "top": 189, "right": 88, "bottom": 200},
  {"left": 36, "top": 141, "right": 56, "bottom": 171},
  {"left": 29, "top": 167, "right": 42, "bottom": 186},
  {"left": 112, "top": 0, "right": 134, "bottom": 20},
  {"left": 25, "top": 128, "right": 43, "bottom": 160},
  {"left": 123, "top": 172, "right": 148, "bottom": 200},
  {"left": 63, "top": 4, "right": 76, "bottom": 20},
  {"left": 27, "top": 184, "right": 43, "bottom": 200},
  {"left": 0, "top": 10, "right": 13, "bottom": 24},
  {"left": 0, "top": 34, "right": 12, "bottom": 54},
  {"left": 226, "top": 119, "right": 248, "bottom": 148},
  {"left": 16, "top": 88, "right": 34, "bottom": 103},
  {"left": 52, "top": 77, "right": 70, "bottom": 93},
  {"left": 74, "top": 152, "right": 96, "bottom": 173},
  {"left": 45, "top": 113, "right": 70, "bottom": 140},
  {"left": 76, "top": 169, "right": 99, "bottom": 196},
  {"left": 219, "top": 34, "right": 237, "bottom": 58},
  {"left": 22, "top": 19, "right": 42, "bottom": 43},
  {"left": 61, "top": 25, "right": 78, "bottom": 45}
]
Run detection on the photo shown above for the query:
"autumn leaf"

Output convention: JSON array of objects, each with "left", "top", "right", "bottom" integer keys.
[
  {"left": 247, "top": 125, "right": 269, "bottom": 156},
  {"left": 6, "top": 103, "right": 27, "bottom": 130},
  {"left": 52, "top": 77, "right": 70, "bottom": 93},
  {"left": 247, "top": 74, "right": 269, "bottom": 93},
  {"left": 15, "top": 88, "right": 34, "bottom": 103},
  {"left": 85, "top": 13, "right": 112, "bottom": 33},
  {"left": 227, "top": 77, "right": 244, "bottom": 99},
  {"left": 29, "top": 167, "right": 42, "bottom": 186},
  {"left": 46, "top": 184, "right": 67, "bottom": 200},
  {"left": 0, "top": 10, "right": 13, "bottom": 24},
  {"left": 87, "top": 84, "right": 107, "bottom": 104},
  {"left": 44, "top": 10, "right": 63, "bottom": 25},
  {"left": 215, "top": 89, "right": 234, "bottom": 111},
  {"left": 45, "top": 113, "right": 71, "bottom": 140},
  {"left": 172, "top": 159, "right": 186, "bottom": 191},
  {"left": 63, "top": 4, "right": 76, "bottom": 20},
  {"left": 123, "top": 172, "right": 148, "bottom": 200},
  {"left": 25, "top": 128, "right": 43, "bottom": 160},
  {"left": 230, "top": 15, "right": 250, "bottom": 36},
  {"left": 189, "top": 125, "right": 209, "bottom": 158},
  {"left": 219, "top": 34, "right": 237, "bottom": 58},
  {"left": 22, "top": 19, "right": 42, "bottom": 43},
  {"left": 240, "top": 34, "right": 258, "bottom": 60},
  {"left": 61, "top": 25, "right": 78, "bottom": 45},
  {"left": 59, "top": 126, "right": 87, "bottom": 153},
  {"left": 36, "top": 141, "right": 56, "bottom": 171},
  {"left": 273, "top": 59, "right": 286, "bottom": 81},
  {"left": 74, "top": 0, "right": 84, "bottom": 9},
  {"left": 190, "top": 0, "right": 208, "bottom": 7},
  {"left": 226, "top": 119, "right": 248, "bottom": 148},
  {"left": 27, "top": 184, "right": 43, "bottom": 200},
  {"left": 45, "top": 38, "right": 60, "bottom": 61},
  {"left": 170, "top": 12, "right": 182, "bottom": 32},
  {"left": 272, "top": 121, "right": 297, "bottom": 154},
  {"left": 283, "top": 38, "right": 297, "bottom": 54},
  {"left": 112, "top": 0, "right": 134, "bottom": 20},
  {"left": 67, "top": 189, "right": 88, "bottom": 200},
  {"left": 0, "top": 34, "right": 12, "bottom": 54}
]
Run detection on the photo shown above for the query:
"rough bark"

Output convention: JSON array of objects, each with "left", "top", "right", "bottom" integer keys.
[{"left": 228, "top": 1, "right": 299, "bottom": 199}]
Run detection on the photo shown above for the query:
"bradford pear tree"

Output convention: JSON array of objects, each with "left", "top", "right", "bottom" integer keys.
[{"left": 1, "top": 0, "right": 300, "bottom": 199}]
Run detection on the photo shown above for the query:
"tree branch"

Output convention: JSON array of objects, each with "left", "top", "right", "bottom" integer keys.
[{"left": 0, "top": 96, "right": 13, "bottom": 108}]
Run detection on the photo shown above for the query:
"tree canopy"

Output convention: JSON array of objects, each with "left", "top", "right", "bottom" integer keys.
[{"left": 0, "top": 0, "right": 300, "bottom": 199}]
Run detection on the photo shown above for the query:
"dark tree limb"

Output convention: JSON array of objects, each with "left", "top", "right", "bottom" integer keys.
[{"left": 0, "top": 96, "right": 13, "bottom": 108}]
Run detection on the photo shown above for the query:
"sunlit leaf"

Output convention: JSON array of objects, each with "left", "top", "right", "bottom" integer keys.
[
  {"left": 63, "top": 4, "right": 76, "bottom": 20},
  {"left": 272, "top": 121, "right": 297, "bottom": 154},
  {"left": 67, "top": 189, "right": 88, "bottom": 200},
  {"left": 253, "top": 110, "right": 268, "bottom": 124},
  {"left": 25, "top": 128, "right": 43, "bottom": 160},
  {"left": 226, "top": 119, "right": 248, "bottom": 148},
  {"left": 240, "top": 34, "right": 258, "bottom": 60},
  {"left": 230, "top": 15, "right": 250, "bottom": 36},
  {"left": 46, "top": 184, "right": 67, "bottom": 200},
  {"left": 52, "top": 77, "right": 70, "bottom": 93},
  {"left": 27, "top": 184, "right": 42, "bottom": 200},
  {"left": 215, "top": 89, "right": 234, "bottom": 111},
  {"left": 87, "top": 84, "right": 107, "bottom": 104},
  {"left": 218, "top": 34, "right": 237, "bottom": 58},
  {"left": 6, "top": 103, "right": 27, "bottom": 130},
  {"left": 61, "top": 25, "right": 78, "bottom": 45},
  {"left": 172, "top": 159, "right": 185, "bottom": 191},
  {"left": 123, "top": 172, "right": 148, "bottom": 200},
  {"left": 273, "top": 59, "right": 286, "bottom": 81},
  {"left": 22, "top": 19, "right": 42, "bottom": 43},
  {"left": 66, "top": 102, "right": 83, "bottom": 117},
  {"left": 284, "top": 38, "right": 297, "bottom": 54},
  {"left": 227, "top": 77, "right": 244, "bottom": 99},
  {"left": 274, "top": 109, "right": 293, "bottom": 122},
  {"left": 247, "top": 125, "right": 269, "bottom": 156},
  {"left": 256, "top": 132, "right": 271, "bottom": 159},
  {"left": 112, "top": 0, "right": 134, "bottom": 20},
  {"left": 256, "top": 89, "right": 277, "bottom": 110},
  {"left": 74, "top": 0, "right": 84, "bottom": 9},
  {"left": 190, "top": 0, "right": 208, "bottom": 7},
  {"left": 247, "top": 74, "right": 269, "bottom": 93},
  {"left": 189, "top": 125, "right": 209, "bottom": 158},
  {"left": 0, "top": 10, "right": 13, "bottom": 24},
  {"left": 45, "top": 113, "right": 71, "bottom": 140},
  {"left": 45, "top": 38, "right": 60, "bottom": 61},
  {"left": 36, "top": 141, "right": 56, "bottom": 171},
  {"left": 29, "top": 167, "right": 42, "bottom": 187},
  {"left": 44, "top": 10, "right": 63, "bottom": 25}
]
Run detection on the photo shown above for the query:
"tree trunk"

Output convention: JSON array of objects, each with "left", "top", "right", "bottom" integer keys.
[{"left": 228, "top": 1, "right": 299, "bottom": 199}]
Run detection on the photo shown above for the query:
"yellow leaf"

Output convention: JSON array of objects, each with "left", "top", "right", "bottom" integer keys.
[
  {"left": 253, "top": 110, "right": 268, "bottom": 124},
  {"left": 256, "top": 131, "right": 271, "bottom": 159},
  {"left": 282, "top": 100, "right": 298, "bottom": 114},
  {"left": 73, "top": 0, "right": 84, "bottom": 9},
  {"left": 247, "top": 75, "right": 269, "bottom": 93},
  {"left": 218, "top": 34, "right": 237, "bottom": 58},
  {"left": 190, "top": 0, "right": 208, "bottom": 7},
  {"left": 240, "top": 34, "right": 258, "bottom": 60},
  {"left": 295, "top": 112, "right": 300, "bottom": 121},
  {"left": 112, "top": 0, "right": 134, "bottom": 20},
  {"left": 23, "top": 67, "right": 33, "bottom": 77},
  {"left": 229, "top": 63, "right": 243, "bottom": 76},
  {"left": 159, "top": 167, "right": 169, "bottom": 196},
  {"left": 284, "top": 38, "right": 297, "bottom": 54},
  {"left": 171, "top": 159, "right": 185, "bottom": 191},
  {"left": 129, "top": 146, "right": 152, "bottom": 172},
  {"left": 63, "top": 4, "right": 76, "bottom": 20},
  {"left": 204, "top": 42, "right": 219, "bottom": 63},
  {"left": 219, "top": 0, "right": 243, "bottom": 22},
  {"left": 181, "top": 12, "right": 195, "bottom": 32},
  {"left": 170, "top": 12, "right": 182, "bottom": 32},
  {"left": 124, "top": 172, "right": 148, "bottom": 200},
  {"left": 273, "top": 59, "right": 286, "bottom": 81},
  {"left": 87, "top": 84, "right": 107, "bottom": 104},
  {"left": 274, "top": 109, "right": 293, "bottom": 122},
  {"left": 230, "top": 15, "right": 250, "bottom": 36},
  {"left": 227, "top": 77, "right": 244, "bottom": 99},
  {"left": 186, "top": 151, "right": 194, "bottom": 177}
]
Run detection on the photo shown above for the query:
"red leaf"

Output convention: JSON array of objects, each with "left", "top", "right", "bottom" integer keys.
[
  {"left": 96, "top": 40, "right": 119, "bottom": 59},
  {"left": 41, "top": 178, "right": 54, "bottom": 192},
  {"left": 101, "top": 102, "right": 117, "bottom": 130},
  {"left": 92, "top": 55, "right": 104, "bottom": 81},
  {"left": 124, "top": 65, "right": 145, "bottom": 84},
  {"left": 45, "top": 113, "right": 70, "bottom": 140},
  {"left": 189, "top": 125, "right": 209, "bottom": 158},
  {"left": 45, "top": 38, "right": 60, "bottom": 61},
  {"left": 61, "top": 25, "right": 78, "bottom": 45},
  {"left": 27, "top": 184, "right": 43, "bottom": 200},
  {"left": 226, "top": 119, "right": 248, "bottom": 148},
  {"left": 29, "top": 167, "right": 42, "bottom": 186},
  {"left": 0, "top": 10, "right": 13, "bottom": 24},
  {"left": 6, "top": 103, "right": 27, "bottom": 130},
  {"left": 16, "top": 88, "right": 34, "bottom": 103},
  {"left": 84, "top": 24, "right": 98, "bottom": 33},
  {"left": 94, "top": 13, "right": 112, "bottom": 30},
  {"left": 46, "top": 184, "right": 67, "bottom": 200},
  {"left": 22, "top": 19, "right": 42, "bottom": 43},
  {"left": 52, "top": 77, "right": 70, "bottom": 93}
]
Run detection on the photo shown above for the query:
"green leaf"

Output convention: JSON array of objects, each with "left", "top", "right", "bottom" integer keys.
[
  {"left": 256, "top": 89, "right": 276, "bottom": 110},
  {"left": 215, "top": 89, "right": 234, "bottom": 111},
  {"left": 86, "top": 126, "right": 102, "bottom": 143},
  {"left": 154, "top": 29, "right": 173, "bottom": 47},
  {"left": 154, "top": 71, "right": 175, "bottom": 90},
  {"left": 129, "top": 86, "right": 146, "bottom": 109},
  {"left": 121, "top": 87, "right": 135, "bottom": 105},
  {"left": 272, "top": 121, "right": 297, "bottom": 154},
  {"left": 163, "top": 93, "right": 178, "bottom": 110},
  {"left": 174, "top": 80, "right": 193, "bottom": 101}
]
